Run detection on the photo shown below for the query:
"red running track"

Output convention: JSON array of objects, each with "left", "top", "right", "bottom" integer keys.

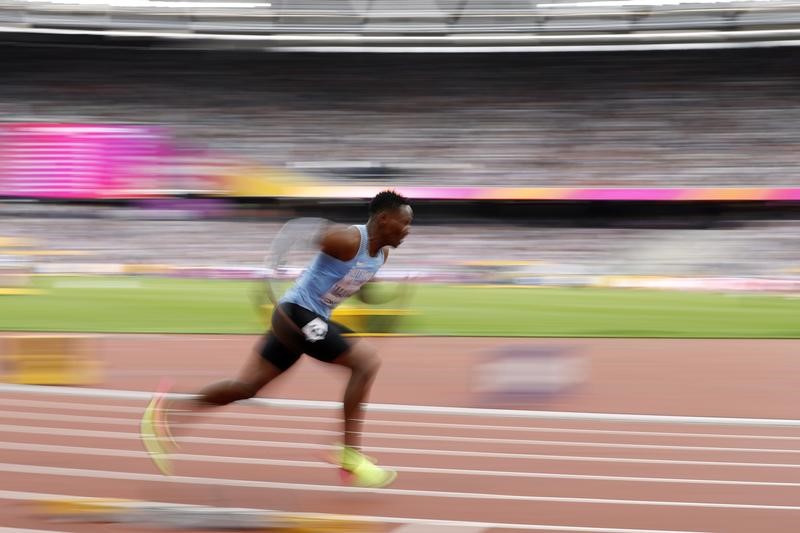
[{"left": 1, "top": 335, "right": 800, "bottom": 533}]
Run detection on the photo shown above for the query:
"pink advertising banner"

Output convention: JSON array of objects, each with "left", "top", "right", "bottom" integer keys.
[{"left": 0, "top": 123, "right": 170, "bottom": 199}]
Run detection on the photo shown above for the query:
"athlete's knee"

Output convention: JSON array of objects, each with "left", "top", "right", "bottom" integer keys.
[
  {"left": 335, "top": 342, "right": 381, "bottom": 378},
  {"left": 355, "top": 350, "right": 382, "bottom": 379},
  {"left": 368, "top": 352, "right": 382, "bottom": 374}
]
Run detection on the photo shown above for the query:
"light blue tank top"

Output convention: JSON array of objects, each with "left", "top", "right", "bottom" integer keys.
[{"left": 280, "top": 225, "right": 385, "bottom": 319}]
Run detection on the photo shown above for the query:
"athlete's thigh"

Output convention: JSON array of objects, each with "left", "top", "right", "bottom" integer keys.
[
  {"left": 294, "top": 312, "right": 353, "bottom": 364},
  {"left": 304, "top": 319, "right": 358, "bottom": 364},
  {"left": 328, "top": 338, "right": 380, "bottom": 373},
  {"left": 257, "top": 330, "right": 303, "bottom": 373},
  {"left": 270, "top": 302, "right": 351, "bottom": 365}
]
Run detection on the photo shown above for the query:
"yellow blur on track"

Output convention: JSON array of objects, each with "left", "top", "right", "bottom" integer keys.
[{"left": 34, "top": 497, "right": 373, "bottom": 531}]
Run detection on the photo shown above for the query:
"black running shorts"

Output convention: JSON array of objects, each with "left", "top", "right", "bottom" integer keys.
[{"left": 259, "top": 302, "right": 355, "bottom": 371}]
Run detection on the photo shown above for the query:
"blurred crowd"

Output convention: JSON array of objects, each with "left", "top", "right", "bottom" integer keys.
[
  {"left": 2, "top": 48, "right": 800, "bottom": 188},
  {"left": 1, "top": 204, "right": 797, "bottom": 278},
  {"left": 2, "top": 46, "right": 798, "bottom": 282}
]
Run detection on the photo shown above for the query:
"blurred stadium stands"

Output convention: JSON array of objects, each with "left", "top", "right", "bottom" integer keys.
[
  {"left": 2, "top": 48, "right": 800, "bottom": 189},
  {"left": 0, "top": 3, "right": 799, "bottom": 286},
  {"left": 1, "top": 202, "right": 798, "bottom": 279}
]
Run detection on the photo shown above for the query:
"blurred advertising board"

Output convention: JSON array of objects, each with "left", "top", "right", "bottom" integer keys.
[{"left": 0, "top": 123, "right": 172, "bottom": 199}]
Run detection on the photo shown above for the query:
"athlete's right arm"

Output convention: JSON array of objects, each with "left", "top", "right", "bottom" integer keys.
[
  {"left": 320, "top": 225, "right": 360, "bottom": 262},
  {"left": 269, "top": 217, "right": 330, "bottom": 271}
]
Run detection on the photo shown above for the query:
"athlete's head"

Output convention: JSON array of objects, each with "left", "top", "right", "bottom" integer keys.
[{"left": 368, "top": 190, "right": 412, "bottom": 248}]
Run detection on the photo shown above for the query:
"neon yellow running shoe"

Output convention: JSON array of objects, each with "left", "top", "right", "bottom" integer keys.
[
  {"left": 140, "top": 388, "right": 173, "bottom": 476},
  {"left": 337, "top": 446, "right": 396, "bottom": 488}
]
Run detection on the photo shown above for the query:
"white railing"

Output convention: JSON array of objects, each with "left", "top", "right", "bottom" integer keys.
[{"left": 1, "top": 0, "right": 800, "bottom": 49}]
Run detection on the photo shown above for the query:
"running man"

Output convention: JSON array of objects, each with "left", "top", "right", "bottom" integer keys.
[{"left": 141, "top": 190, "right": 413, "bottom": 488}]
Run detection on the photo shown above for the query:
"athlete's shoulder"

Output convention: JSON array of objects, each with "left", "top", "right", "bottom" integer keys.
[{"left": 320, "top": 224, "right": 360, "bottom": 262}]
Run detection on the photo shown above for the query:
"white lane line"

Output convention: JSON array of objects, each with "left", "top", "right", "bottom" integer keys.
[
  {"left": 393, "top": 526, "right": 484, "bottom": 532},
  {"left": 3, "top": 423, "right": 800, "bottom": 468},
  {"left": 3, "top": 440, "right": 800, "bottom": 487},
  {"left": 1, "top": 420, "right": 799, "bottom": 456},
  {"left": 4, "top": 398, "right": 800, "bottom": 442},
  {"left": 0, "top": 529, "right": 68, "bottom": 533},
  {"left": 0, "top": 410, "right": 337, "bottom": 434},
  {"left": 3, "top": 383, "right": 800, "bottom": 428},
  {"left": 153, "top": 426, "right": 800, "bottom": 454},
  {"left": 0, "top": 489, "right": 711, "bottom": 533},
  {"left": 1, "top": 462, "right": 799, "bottom": 510},
  {"left": 8, "top": 409, "right": 800, "bottom": 452}
]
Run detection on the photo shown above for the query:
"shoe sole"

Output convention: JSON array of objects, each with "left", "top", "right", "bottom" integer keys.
[
  {"left": 320, "top": 447, "right": 395, "bottom": 488},
  {"left": 354, "top": 468, "right": 397, "bottom": 488},
  {"left": 140, "top": 392, "right": 173, "bottom": 476}
]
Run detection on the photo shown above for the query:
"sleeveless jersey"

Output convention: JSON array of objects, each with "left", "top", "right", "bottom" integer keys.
[{"left": 280, "top": 225, "right": 384, "bottom": 319}]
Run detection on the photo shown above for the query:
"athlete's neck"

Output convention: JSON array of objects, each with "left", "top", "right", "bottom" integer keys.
[{"left": 365, "top": 220, "right": 382, "bottom": 257}]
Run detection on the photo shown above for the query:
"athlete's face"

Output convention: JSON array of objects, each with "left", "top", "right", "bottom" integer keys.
[{"left": 379, "top": 204, "right": 413, "bottom": 248}]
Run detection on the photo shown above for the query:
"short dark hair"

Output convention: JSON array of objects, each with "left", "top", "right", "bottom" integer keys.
[{"left": 369, "top": 190, "right": 410, "bottom": 215}]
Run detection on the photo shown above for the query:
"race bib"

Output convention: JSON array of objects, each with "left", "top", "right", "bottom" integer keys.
[
  {"left": 301, "top": 318, "right": 328, "bottom": 342},
  {"left": 321, "top": 268, "right": 374, "bottom": 307}
]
